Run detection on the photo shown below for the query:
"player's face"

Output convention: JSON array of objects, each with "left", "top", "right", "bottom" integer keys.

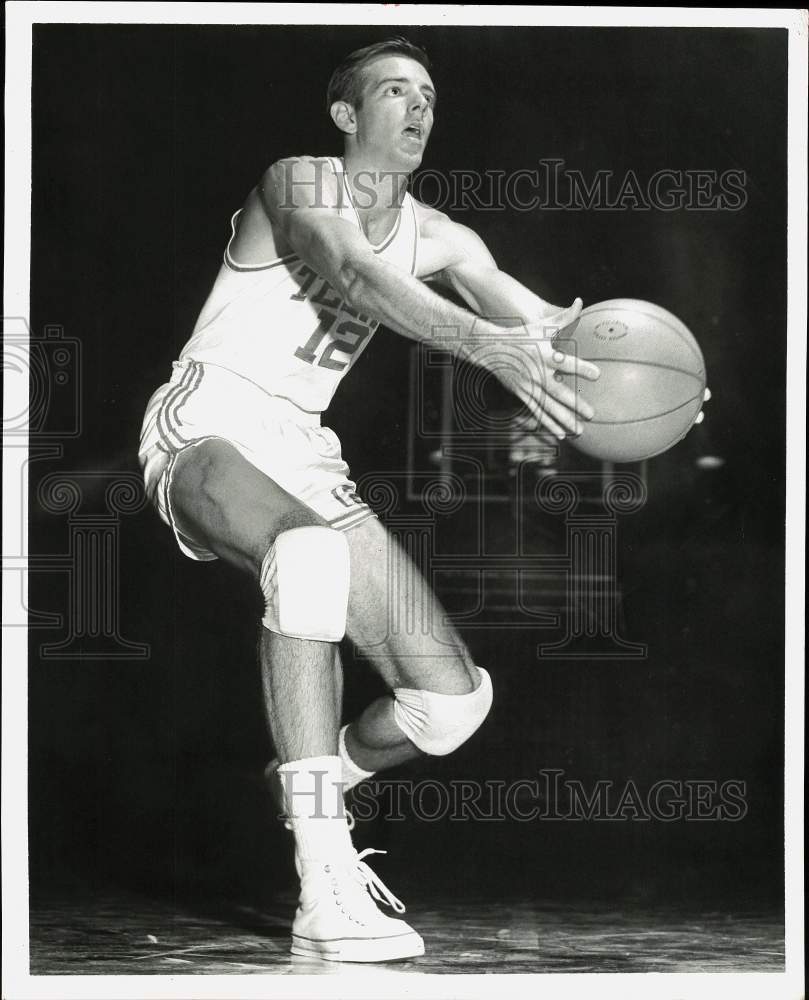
[{"left": 353, "top": 56, "right": 436, "bottom": 170}]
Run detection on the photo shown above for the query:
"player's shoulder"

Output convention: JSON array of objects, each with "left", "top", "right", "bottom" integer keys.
[
  {"left": 411, "top": 198, "right": 488, "bottom": 255},
  {"left": 411, "top": 197, "right": 448, "bottom": 233},
  {"left": 261, "top": 155, "right": 342, "bottom": 211},
  {"left": 269, "top": 153, "right": 338, "bottom": 171},
  {"left": 264, "top": 154, "right": 340, "bottom": 185}
]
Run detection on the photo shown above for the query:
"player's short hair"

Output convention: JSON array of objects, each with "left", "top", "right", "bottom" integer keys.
[{"left": 326, "top": 37, "right": 431, "bottom": 112}]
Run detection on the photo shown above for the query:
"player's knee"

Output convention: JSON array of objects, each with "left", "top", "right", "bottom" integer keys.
[
  {"left": 260, "top": 525, "right": 350, "bottom": 642},
  {"left": 392, "top": 666, "right": 493, "bottom": 756}
]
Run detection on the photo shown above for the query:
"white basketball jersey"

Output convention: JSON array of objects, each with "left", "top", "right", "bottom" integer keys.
[{"left": 178, "top": 157, "right": 420, "bottom": 412}]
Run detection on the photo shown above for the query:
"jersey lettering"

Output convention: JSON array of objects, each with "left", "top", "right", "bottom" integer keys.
[
  {"left": 332, "top": 484, "right": 363, "bottom": 507},
  {"left": 289, "top": 262, "right": 319, "bottom": 301},
  {"left": 294, "top": 309, "right": 335, "bottom": 364},
  {"left": 295, "top": 312, "right": 374, "bottom": 372},
  {"left": 319, "top": 319, "right": 373, "bottom": 371},
  {"left": 291, "top": 272, "right": 376, "bottom": 372},
  {"left": 180, "top": 161, "right": 416, "bottom": 412},
  {"left": 311, "top": 280, "right": 343, "bottom": 311}
]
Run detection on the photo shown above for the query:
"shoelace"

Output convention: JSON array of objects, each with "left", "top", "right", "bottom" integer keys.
[{"left": 353, "top": 849, "right": 406, "bottom": 914}]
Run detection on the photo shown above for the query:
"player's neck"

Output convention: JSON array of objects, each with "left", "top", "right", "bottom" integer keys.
[{"left": 340, "top": 152, "right": 409, "bottom": 215}]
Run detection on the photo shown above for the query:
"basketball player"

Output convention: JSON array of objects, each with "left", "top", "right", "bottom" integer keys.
[{"left": 138, "top": 37, "right": 601, "bottom": 963}]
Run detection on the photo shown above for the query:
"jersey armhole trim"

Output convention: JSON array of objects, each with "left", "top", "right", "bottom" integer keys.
[
  {"left": 224, "top": 208, "right": 299, "bottom": 271},
  {"left": 224, "top": 249, "right": 300, "bottom": 272},
  {"left": 409, "top": 196, "right": 419, "bottom": 276}
]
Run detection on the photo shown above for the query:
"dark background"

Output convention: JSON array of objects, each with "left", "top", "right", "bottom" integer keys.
[{"left": 28, "top": 25, "right": 786, "bottom": 910}]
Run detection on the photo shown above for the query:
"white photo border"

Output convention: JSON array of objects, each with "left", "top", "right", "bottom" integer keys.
[{"left": 3, "top": 5, "right": 805, "bottom": 1000}]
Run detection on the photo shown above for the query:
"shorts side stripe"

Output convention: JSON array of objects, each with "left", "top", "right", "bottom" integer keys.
[
  {"left": 156, "top": 363, "right": 197, "bottom": 450},
  {"left": 166, "top": 362, "right": 205, "bottom": 444},
  {"left": 158, "top": 363, "right": 205, "bottom": 449},
  {"left": 329, "top": 507, "right": 377, "bottom": 532}
]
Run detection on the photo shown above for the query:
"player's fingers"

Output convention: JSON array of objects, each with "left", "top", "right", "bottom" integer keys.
[
  {"left": 541, "top": 297, "right": 583, "bottom": 337},
  {"left": 533, "top": 404, "right": 568, "bottom": 441},
  {"left": 556, "top": 297, "right": 584, "bottom": 332},
  {"left": 544, "top": 392, "right": 587, "bottom": 436},
  {"left": 546, "top": 373, "right": 594, "bottom": 422},
  {"left": 703, "top": 387, "right": 712, "bottom": 402},
  {"left": 516, "top": 383, "right": 566, "bottom": 439},
  {"left": 528, "top": 381, "right": 587, "bottom": 435},
  {"left": 540, "top": 412, "right": 568, "bottom": 440},
  {"left": 550, "top": 348, "right": 600, "bottom": 382}
]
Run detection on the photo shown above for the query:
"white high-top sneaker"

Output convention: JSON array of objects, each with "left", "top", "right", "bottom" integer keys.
[{"left": 291, "top": 848, "right": 425, "bottom": 962}]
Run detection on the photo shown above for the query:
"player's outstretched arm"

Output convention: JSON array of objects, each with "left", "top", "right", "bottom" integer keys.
[
  {"left": 261, "top": 158, "right": 597, "bottom": 438},
  {"left": 261, "top": 156, "right": 509, "bottom": 348},
  {"left": 417, "top": 208, "right": 603, "bottom": 437},
  {"left": 417, "top": 210, "right": 578, "bottom": 327}
]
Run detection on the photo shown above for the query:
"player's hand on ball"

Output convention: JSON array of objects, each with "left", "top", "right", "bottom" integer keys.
[
  {"left": 536, "top": 297, "right": 585, "bottom": 337},
  {"left": 694, "top": 386, "right": 712, "bottom": 426},
  {"left": 519, "top": 298, "right": 601, "bottom": 439}
]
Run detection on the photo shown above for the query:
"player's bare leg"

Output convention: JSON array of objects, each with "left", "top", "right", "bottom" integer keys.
[
  {"left": 265, "top": 514, "right": 490, "bottom": 783},
  {"left": 340, "top": 515, "right": 492, "bottom": 778},
  {"left": 169, "top": 439, "right": 340, "bottom": 763},
  {"left": 168, "top": 438, "right": 424, "bottom": 961},
  {"left": 259, "top": 631, "right": 341, "bottom": 761}
]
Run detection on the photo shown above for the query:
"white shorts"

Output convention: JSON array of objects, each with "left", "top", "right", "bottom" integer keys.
[{"left": 138, "top": 360, "right": 375, "bottom": 561}]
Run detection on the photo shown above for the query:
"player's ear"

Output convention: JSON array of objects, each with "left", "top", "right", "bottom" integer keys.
[{"left": 330, "top": 101, "right": 357, "bottom": 136}]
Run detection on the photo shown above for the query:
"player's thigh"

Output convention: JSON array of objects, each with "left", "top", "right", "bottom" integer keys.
[
  {"left": 343, "top": 516, "right": 477, "bottom": 694},
  {"left": 169, "top": 437, "right": 326, "bottom": 576}
]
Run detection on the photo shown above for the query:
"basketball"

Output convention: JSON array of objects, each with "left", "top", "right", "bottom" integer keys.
[{"left": 557, "top": 298, "right": 707, "bottom": 463}]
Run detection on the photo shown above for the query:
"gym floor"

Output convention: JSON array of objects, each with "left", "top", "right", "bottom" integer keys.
[{"left": 30, "top": 886, "right": 784, "bottom": 975}]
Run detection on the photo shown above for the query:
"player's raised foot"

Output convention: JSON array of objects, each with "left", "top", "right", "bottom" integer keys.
[
  {"left": 291, "top": 848, "right": 425, "bottom": 963},
  {"left": 265, "top": 759, "right": 355, "bottom": 831}
]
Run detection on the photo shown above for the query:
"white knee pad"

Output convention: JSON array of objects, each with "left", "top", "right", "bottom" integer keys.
[
  {"left": 392, "top": 666, "right": 493, "bottom": 756},
  {"left": 260, "top": 526, "right": 350, "bottom": 642}
]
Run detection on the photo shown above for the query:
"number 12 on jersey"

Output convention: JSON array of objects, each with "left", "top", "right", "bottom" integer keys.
[{"left": 294, "top": 308, "right": 373, "bottom": 372}]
